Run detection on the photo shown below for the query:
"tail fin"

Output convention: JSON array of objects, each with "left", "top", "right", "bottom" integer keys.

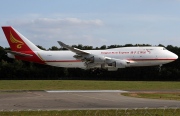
[
  {"left": 2, "top": 26, "right": 44, "bottom": 64},
  {"left": 2, "top": 26, "right": 41, "bottom": 52}
]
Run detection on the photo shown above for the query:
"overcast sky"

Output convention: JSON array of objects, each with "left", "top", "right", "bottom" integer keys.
[{"left": 1, "top": 0, "right": 180, "bottom": 49}]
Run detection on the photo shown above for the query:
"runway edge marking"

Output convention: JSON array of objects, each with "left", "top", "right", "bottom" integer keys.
[{"left": 46, "top": 90, "right": 128, "bottom": 93}]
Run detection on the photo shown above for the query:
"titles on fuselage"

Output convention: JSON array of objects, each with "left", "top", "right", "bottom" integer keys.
[{"left": 101, "top": 50, "right": 150, "bottom": 55}]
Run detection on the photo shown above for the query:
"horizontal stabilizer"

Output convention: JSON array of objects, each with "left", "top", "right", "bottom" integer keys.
[{"left": 6, "top": 50, "right": 33, "bottom": 57}]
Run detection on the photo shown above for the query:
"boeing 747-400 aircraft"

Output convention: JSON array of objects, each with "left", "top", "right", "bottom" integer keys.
[{"left": 2, "top": 26, "right": 178, "bottom": 71}]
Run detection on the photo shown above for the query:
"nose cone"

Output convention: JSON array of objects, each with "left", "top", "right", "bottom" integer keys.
[
  {"left": 161, "top": 50, "right": 178, "bottom": 65},
  {"left": 174, "top": 54, "right": 178, "bottom": 60},
  {"left": 170, "top": 52, "right": 178, "bottom": 60}
]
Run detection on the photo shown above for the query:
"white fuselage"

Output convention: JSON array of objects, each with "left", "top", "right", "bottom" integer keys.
[
  {"left": 34, "top": 46, "right": 178, "bottom": 69},
  {"left": 2, "top": 26, "right": 178, "bottom": 71}
]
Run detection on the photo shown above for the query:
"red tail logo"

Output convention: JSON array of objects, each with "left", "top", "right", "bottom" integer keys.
[
  {"left": 2, "top": 26, "right": 32, "bottom": 52},
  {"left": 10, "top": 31, "right": 24, "bottom": 49},
  {"left": 2, "top": 26, "right": 45, "bottom": 64}
]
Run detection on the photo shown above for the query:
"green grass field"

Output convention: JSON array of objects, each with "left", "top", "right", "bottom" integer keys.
[
  {"left": 0, "top": 109, "right": 180, "bottom": 116},
  {"left": 122, "top": 93, "right": 180, "bottom": 101},
  {"left": 0, "top": 80, "right": 180, "bottom": 90},
  {"left": 0, "top": 80, "right": 179, "bottom": 100},
  {"left": 0, "top": 80, "right": 179, "bottom": 115}
]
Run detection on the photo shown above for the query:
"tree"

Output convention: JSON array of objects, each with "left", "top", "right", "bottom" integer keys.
[
  {"left": 49, "top": 46, "right": 60, "bottom": 51},
  {"left": 37, "top": 45, "right": 46, "bottom": 50},
  {"left": 100, "top": 45, "right": 106, "bottom": 49}
]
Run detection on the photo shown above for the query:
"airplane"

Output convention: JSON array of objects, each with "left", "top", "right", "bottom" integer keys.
[{"left": 1, "top": 26, "right": 178, "bottom": 71}]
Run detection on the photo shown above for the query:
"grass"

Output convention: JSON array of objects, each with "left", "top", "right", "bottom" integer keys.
[
  {"left": 0, "top": 81, "right": 179, "bottom": 115},
  {"left": 0, "top": 109, "right": 180, "bottom": 116},
  {"left": 122, "top": 93, "right": 180, "bottom": 101},
  {"left": 0, "top": 80, "right": 180, "bottom": 90}
]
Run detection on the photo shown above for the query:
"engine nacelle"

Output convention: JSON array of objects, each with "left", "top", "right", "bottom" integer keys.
[
  {"left": 92, "top": 56, "right": 106, "bottom": 63},
  {"left": 7, "top": 53, "right": 15, "bottom": 59},
  {"left": 86, "top": 55, "right": 106, "bottom": 64},
  {"left": 110, "top": 60, "right": 127, "bottom": 68}
]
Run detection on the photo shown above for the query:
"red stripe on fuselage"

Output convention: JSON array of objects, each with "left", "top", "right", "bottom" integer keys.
[
  {"left": 44, "top": 58, "right": 176, "bottom": 63},
  {"left": 128, "top": 59, "right": 176, "bottom": 61},
  {"left": 45, "top": 60, "right": 82, "bottom": 62}
]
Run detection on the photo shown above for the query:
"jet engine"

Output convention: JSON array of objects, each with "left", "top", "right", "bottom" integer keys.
[
  {"left": 85, "top": 55, "right": 106, "bottom": 64},
  {"left": 109, "top": 60, "right": 128, "bottom": 68}
]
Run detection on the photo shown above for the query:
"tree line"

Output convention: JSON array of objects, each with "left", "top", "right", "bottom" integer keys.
[{"left": 0, "top": 44, "right": 179, "bottom": 81}]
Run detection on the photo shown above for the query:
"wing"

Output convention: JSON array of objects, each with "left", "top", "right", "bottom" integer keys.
[
  {"left": 58, "top": 41, "right": 106, "bottom": 68},
  {"left": 58, "top": 41, "right": 89, "bottom": 55},
  {"left": 58, "top": 41, "right": 130, "bottom": 69}
]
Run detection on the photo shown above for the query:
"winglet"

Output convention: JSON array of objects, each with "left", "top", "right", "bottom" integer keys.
[{"left": 58, "top": 41, "right": 70, "bottom": 49}]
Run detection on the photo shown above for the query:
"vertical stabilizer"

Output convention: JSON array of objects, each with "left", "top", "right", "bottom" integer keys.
[
  {"left": 2, "top": 26, "right": 41, "bottom": 52},
  {"left": 2, "top": 26, "right": 44, "bottom": 64}
]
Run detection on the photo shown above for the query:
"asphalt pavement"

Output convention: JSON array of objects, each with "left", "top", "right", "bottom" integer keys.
[{"left": 0, "top": 90, "right": 179, "bottom": 110}]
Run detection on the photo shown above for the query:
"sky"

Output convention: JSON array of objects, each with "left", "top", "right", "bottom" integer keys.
[{"left": 0, "top": 0, "right": 180, "bottom": 49}]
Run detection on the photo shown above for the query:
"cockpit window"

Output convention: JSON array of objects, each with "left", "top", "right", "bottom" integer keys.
[{"left": 163, "top": 47, "right": 167, "bottom": 50}]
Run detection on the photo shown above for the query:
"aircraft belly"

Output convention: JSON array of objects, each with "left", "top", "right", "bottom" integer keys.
[
  {"left": 128, "top": 60, "right": 173, "bottom": 67},
  {"left": 45, "top": 62, "right": 85, "bottom": 68}
]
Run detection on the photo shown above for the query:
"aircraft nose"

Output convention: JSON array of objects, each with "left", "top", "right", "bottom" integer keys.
[
  {"left": 171, "top": 53, "right": 178, "bottom": 60},
  {"left": 174, "top": 54, "right": 178, "bottom": 60},
  {"left": 165, "top": 51, "right": 178, "bottom": 63}
]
